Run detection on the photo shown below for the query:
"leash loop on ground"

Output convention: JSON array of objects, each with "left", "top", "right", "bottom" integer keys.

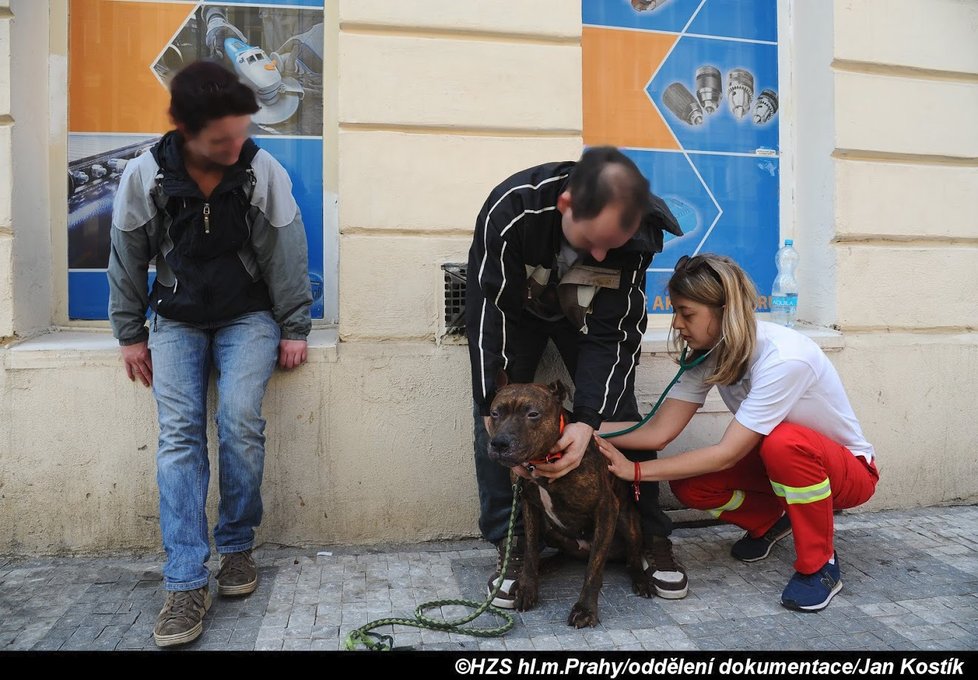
[{"left": 344, "top": 481, "right": 524, "bottom": 651}]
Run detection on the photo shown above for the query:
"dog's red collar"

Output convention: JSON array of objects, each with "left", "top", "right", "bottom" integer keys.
[{"left": 524, "top": 414, "right": 566, "bottom": 470}]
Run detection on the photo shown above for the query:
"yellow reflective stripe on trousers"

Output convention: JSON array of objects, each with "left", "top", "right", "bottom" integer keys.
[
  {"left": 770, "top": 478, "right": 831, "bottom": 504},
  {"left": 707, "top": 490, "right": 745, "bottom": 518}
]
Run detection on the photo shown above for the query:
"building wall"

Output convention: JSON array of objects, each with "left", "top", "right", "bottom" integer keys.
[
  {"left": 826, "top": 0, "right": 978, "bottom": 504},
  {"left": 335, "top": 1, "right": 582, "bottom": 342},
  {"left": 0, "top": 0, "right": 13, "bottom": 339},
  {"left": 0, "top": 1, "right": 975, "bottom": 554}
]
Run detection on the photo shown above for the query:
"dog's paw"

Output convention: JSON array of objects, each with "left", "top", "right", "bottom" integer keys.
[
  {"left": 512, "top": 580, "right": 539, "bottom": 612},
  {"left": 631, "top": 572, "right": 654, "bottom": 598},
  {"left": 567, "top": 602, "right": 600, "bottom": 628}
]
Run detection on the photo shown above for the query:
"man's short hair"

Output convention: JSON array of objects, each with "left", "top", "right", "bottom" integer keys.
[
  {"left": 567, "top": 146, "right": 652, "bottom": 230},
  {"left": 168, "top": 61, "right": 260, "bottom": 135}
]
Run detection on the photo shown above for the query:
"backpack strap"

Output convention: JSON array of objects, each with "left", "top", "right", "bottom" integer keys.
[
  {"left": 151, "top": 169, "right": 169, "bottom": 214},
  {"left": 151, "top": 161, "right": 258, "bottom": 218}
]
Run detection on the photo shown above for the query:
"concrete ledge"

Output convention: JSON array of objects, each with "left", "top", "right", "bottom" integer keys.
[
  {"left": 3, "top": 323, "right": 841, "bottom": 368},
  {"left": 641, "top": 323, "right": 845, "bottom": 354},
  {"left": 4, "top": 328, "right": 339, "bottom": 370}
]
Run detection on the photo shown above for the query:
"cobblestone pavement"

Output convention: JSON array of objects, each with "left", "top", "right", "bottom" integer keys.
[{"left": 2, "top": 506, "right": 977, "bottom": 652}]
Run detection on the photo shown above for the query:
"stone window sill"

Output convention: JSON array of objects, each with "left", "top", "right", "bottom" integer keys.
[
  {"left": 5, "top": 328, "right": 339, "bottom": 370},
  {"left": 642, "top": 323, "right": 843, "bottom": 354}
]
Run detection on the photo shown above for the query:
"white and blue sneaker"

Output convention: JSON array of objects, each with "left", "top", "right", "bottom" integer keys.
[{"left": 780, "top": 552, "right": 842, "bottom": 612}]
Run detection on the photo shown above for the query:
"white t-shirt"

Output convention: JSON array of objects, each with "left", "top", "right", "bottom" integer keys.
[{"left": 668, "top": 321, "right": 875, "bottom": 461}]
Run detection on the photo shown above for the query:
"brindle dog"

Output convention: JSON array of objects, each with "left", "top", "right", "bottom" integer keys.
[{"left": 486, "top": 381, "right": 652, "bottom": 628}]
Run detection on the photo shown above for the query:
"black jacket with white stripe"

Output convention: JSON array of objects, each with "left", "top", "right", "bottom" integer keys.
[{"left": 466, "top": 161, "right": 681, "bottom": 429}]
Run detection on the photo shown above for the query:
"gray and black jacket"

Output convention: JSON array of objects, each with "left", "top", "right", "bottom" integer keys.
[
  {"left": 466, "top": 161, "right": 681, "bottom": 429},
  {"left": 107, "top": 132, "right": 312, "bottom": 345}
]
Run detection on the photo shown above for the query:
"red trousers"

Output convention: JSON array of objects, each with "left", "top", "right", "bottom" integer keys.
[{"left": 671, "top": 422, "right": 879, "bottom": 574}]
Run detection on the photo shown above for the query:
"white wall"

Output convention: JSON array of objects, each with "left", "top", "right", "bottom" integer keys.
[
  {"left": 10, "top": 0, "right": 54, "bottom": 338},
  {"left": 826, "top": 0, "right": 978, "bottom": 505},
  {"left": 0, "top": 0, "right": 14, "bottom": 339}
]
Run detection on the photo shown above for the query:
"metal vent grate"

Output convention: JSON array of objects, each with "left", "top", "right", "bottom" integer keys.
[{"left": 442, "top": 263, "right": 467, "bottom": 336}]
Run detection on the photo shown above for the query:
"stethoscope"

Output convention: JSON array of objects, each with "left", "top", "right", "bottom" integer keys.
[{"left": 600, "top": 336, "right": 724, "bottom": 439}]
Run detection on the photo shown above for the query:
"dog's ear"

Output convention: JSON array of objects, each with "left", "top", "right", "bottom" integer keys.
[
  {"left": 495, "top": 369, "right": 509, "bottom": 389},
  {"left": 547, "top": 380, "right": 568, "bottom": 405}
]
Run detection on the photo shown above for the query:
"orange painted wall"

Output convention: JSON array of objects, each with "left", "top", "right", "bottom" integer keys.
[
  {"left": 582, "top": 26, "right": 679, "bottom": 150},
  {"left": 69, "top": 0, "right": 195, "bottom": 133}
]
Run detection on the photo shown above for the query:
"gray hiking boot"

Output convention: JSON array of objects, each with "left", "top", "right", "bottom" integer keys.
[
  {"left": 153, "top": 586, "right": 211, "bottom": 648},
  {"left": 217, "top": 549, "right": 259, "bottom": 597}
]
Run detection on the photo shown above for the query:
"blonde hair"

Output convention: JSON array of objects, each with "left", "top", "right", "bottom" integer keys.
[{"left": 668, "top": 254, "right": 758, "bottom": 385}]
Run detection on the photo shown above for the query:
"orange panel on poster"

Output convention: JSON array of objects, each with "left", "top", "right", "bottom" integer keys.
[
  {"left": 582, "top": 26, "right": 680, "bottom": 151},
  {"left": 69, "top": 0, "right": 196, "bottom": 133}
]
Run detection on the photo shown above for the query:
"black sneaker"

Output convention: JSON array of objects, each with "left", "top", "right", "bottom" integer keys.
[
  {"left": 217, "top": 550, "right": 258, "bottom": 597},
  {"left": 153, "top": 586, "right": 211, "bottom": 648},
  {"left": 486, "top": 536, "right": 525, "bottom": 609},
  {"left": 731, "top": 514, "right": 792, "bottom": 562},
  {"left": 643, "top": 536, "right": 688, "bottom": 599}
]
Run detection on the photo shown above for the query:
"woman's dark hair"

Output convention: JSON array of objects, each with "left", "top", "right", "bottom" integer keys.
[
  {"left": 168, "top": 61, "right": 260, "bottom": 135},
  {"left": 567, "top": 146, "right": 652, "bottom": 230}
]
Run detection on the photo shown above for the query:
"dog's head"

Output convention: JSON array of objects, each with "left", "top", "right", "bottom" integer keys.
[{"left": 486, "top": 381, "right": 568, "bottom": 467}]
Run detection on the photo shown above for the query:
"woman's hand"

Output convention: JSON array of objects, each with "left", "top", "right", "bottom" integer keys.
[{"left": 595, "top": 435, "right": 635, "bottom": 481}]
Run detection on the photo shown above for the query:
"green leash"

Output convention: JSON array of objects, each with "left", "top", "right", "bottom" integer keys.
[{"left": 344, "top": 481, "right": 524, "bottom": 651}]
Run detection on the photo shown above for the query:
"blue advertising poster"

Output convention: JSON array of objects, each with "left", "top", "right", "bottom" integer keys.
[
  {"left": 67, "top": 0, "right": 326, "bottom": 320},
  {"left": 583, "top": 0, "right": 780, "bottom": 313}
]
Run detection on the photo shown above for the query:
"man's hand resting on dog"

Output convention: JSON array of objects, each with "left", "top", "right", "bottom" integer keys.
[{"left": 531, "top": 421, "right": 594, "bottom": 480}]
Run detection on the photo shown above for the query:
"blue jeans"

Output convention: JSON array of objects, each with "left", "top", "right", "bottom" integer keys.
[{"left": 148, "top": 310, "right": 280, "bottom": 591}]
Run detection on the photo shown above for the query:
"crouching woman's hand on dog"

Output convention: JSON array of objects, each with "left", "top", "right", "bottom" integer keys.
[
  {"left": 595, "top": 435, "right": 637, "bottom": 481},
  {"left": 531, "top": 422, "right": 594, "bottom": 480}
]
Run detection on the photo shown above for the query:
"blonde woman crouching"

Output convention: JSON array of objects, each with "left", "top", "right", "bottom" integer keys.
[{"left": 597, "top": 253, "right": 878, "bottom": 612}]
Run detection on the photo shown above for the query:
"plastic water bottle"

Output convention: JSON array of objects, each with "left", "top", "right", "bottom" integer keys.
[{"left": 771, "top": 239, "right": 799, "bottom": 327}]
